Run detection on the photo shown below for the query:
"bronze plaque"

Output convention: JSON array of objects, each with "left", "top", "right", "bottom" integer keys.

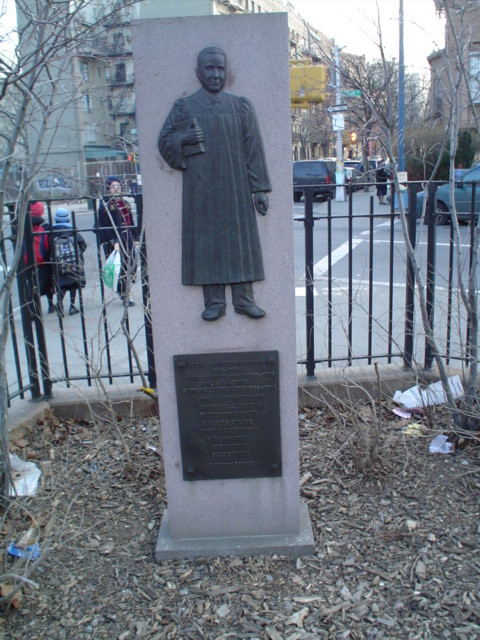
[{"left": 173, "top": 350, "right": 281, "bottom": 481}]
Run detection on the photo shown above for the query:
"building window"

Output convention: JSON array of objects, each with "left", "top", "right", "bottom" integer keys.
[
  {"left": 85, "top": 124, "right": 96, "bottom": 143},
  {"left": 470, "top": 53, "right": 480, "bottom": 103},
  {"left": 115, "top": 62, "right": 126, "bottom": 84},
  {"left": 258, "top": 4, "right": 261, "bottom": 11},
  {"left": 79, "top": 61, "right": 89, "bottom": 82},
  {"left": 105, "top": 67, "right": 111, "bottom": 81},
  {"left": 82, "top": 93, "right": 92, "bottom": 112},
  {"left": 119, "top": 121, "right": 129, "bottom": 137},
  {"left": 433, "top": 77, "right": 444, "bottom": 118}
]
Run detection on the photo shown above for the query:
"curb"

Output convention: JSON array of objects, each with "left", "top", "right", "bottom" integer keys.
[
  {"left": 7, "top": 364, "right": 461, "bottom": 437},
  {"left": 8, "top": 384, "right": 158, "bottom": 439}
]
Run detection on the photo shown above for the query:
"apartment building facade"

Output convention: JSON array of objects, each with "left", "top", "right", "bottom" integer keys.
[
  {"left": 15, "top": 0, "right": 330, "bottom": 192},
  {"left": 428, "top": 0, "right": 480, "bottom": 130}
]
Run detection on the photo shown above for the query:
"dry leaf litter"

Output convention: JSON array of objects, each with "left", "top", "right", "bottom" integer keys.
[{"left": 1, "top": 403, "right": 480, "bottom": 640}]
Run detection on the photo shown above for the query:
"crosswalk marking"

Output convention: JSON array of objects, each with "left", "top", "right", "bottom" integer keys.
[
  {"left": 313, "top": 238, "right": 364, "bottom": 278},
  {"left": 295, "top": 286, "right": 318, "bottom": 297}
]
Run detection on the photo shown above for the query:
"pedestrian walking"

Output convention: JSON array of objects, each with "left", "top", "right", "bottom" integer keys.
[
  {"left": 23, "top": 201, "right": 54, "bottom": 313},
  {"left": 376, "top": 160, "right": 389, "bottom": 205},
  {"left": 98, "top": 176, "right": 138, "bottom": 307},
  {"left": 51, "top": 207, "right": 87, "bottom": 317}
]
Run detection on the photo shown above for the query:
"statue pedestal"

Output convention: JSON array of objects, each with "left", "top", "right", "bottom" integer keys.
[{"left": 133, "top": 12, "right": 315, "bottom": 560}]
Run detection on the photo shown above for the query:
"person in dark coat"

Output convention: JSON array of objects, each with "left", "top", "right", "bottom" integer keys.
[
  {"left": 24, "top": 201, "right": 55, "bottom": 313},
  {"left": 376, "top": 161, "right": 389, "bottom": 204},
  {"left": 159, "top": 46, "right": 271, "bottom": 321},
  {"left": 97, "top": 176, "right": 138, "bottom": 307},
  {"left": 52, "top": 207, "right": 87, "bottom": 317}
]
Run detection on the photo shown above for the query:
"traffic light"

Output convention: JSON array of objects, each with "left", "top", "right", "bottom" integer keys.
[
  {"left": 350, "top": 132, "right": 357, "bottom": 143},
  {"left": 290, "top": 62, "right": 327, "bottom": 108}
]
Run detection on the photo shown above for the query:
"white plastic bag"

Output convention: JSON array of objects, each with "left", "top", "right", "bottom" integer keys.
[
  {"left": 102, "top": 250, "right": 121, "bottom": 291},
  {"left": 393, "top": 375, "right": 464, "bottom": 410},
  {"left": 9, "top": 453, "right": 41, "bottom": 496},
  {"left": 429, "top": 434, "right": 454, "bottom": 454}
]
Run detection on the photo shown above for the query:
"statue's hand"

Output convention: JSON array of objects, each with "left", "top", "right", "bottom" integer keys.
[
  {"left": 254, "top": 192, "right": 269, "bottom": 215},
  {"left": 181, "top": 123, "right": 204, "bottom": 146}
]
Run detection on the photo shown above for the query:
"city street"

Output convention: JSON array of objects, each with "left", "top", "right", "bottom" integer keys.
[{"left": 292, "top": 188, "right": 474, "bottom": 373}]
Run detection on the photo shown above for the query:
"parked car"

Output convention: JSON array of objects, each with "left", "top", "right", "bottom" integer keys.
[
  {"left": 293, "top": 159, "right": 336, "bottom": 202},
  {"left": 416, "top": 163, "right": 480, "bottom": 225},
  {"left": 344, "top": 159, "right": 364, "bottom": 175},
  {"left": 344, "top": 160, "right": 365, "bottom": 191}
]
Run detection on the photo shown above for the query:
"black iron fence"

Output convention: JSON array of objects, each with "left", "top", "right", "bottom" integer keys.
[
  {"left": 296, "top": 180, "right": 478, "bottom": 377},
  {"left": 3, "top": 180, "right": 477, "bottom": 404},
  {"left": 5, "top": 194, "right": 155, "bottom": 405}
]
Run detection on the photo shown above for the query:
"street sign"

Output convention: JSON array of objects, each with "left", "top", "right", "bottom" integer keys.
[
  {"left": 332, "top": 113, "right": 344, "bottom": 131},
  {"left": 326, "top": 104, "right": 348, "bottom": 113},
  {"left": 342, "top": 90, "right": 362, "bottom": 98}
]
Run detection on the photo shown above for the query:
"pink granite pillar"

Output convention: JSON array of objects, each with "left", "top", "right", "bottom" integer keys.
[{"left": 132, "top": 12, "right": 314, "bottom": 559}]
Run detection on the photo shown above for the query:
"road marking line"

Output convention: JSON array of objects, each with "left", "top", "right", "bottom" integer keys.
[
  {"left": 330, "top": 235, "right": 470, "bottom": 249},
  {"left": 295, "top": 287, "right": 318, "bottom": 297},
  {"left": 313, "top": 275, "right": 456, "bottom": 293},
  {"left": 373, "top": 239, "right": 470, "bottom": 248},
  {"left": 313, "top": 238, "right": 364, "bottom": 278},
  {"left": 375, "top": 220, "right": 396, "bottom": 228}
]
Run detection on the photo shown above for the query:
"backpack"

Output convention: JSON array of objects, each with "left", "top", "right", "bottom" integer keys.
[
  {"left": 34, "top": 232, "right": 49, "bottom": 264},
  {"left": 23, "top": 224, "right": 49, "bottom": 266},
  {"left": 53, "top": 233, "right": 85, "bottom": 285}
]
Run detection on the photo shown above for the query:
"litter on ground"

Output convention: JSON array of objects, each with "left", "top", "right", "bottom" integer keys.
[
  {"left": 393, "top": 375, "right": 464, "bottom": 410},
  {"left": 9, "top": 453, "right": 41, "bottom": 497}
]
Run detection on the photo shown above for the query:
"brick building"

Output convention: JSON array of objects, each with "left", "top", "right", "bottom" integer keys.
[{"left": 428, "top": 0, "right": 480, "bottom": 131}]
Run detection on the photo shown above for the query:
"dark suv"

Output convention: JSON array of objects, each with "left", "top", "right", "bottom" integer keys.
[{"left": 293, "top": 160, "right": 336, "bottom": 202}]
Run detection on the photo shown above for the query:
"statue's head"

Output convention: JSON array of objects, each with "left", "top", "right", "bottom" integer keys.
[{"left": 196, "top": 47, "right": 227, "bottom": 94}]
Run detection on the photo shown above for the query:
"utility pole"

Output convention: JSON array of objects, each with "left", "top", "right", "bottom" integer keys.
[
  {"left": 398, "top": 0, "right": 405, "bottom": 173},
  {"left": 334, "top": 44, "right": 345, "bottom": 201},
  {"left": 397, "top": 0, "right": 407, "bottom": 209}
]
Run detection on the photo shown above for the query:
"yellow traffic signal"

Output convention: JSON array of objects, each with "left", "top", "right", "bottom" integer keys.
[{"left": 290, "top": 62, "right": 327, "bottom": 108}]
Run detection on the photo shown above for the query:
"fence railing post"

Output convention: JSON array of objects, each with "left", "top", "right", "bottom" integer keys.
[
  {"left": 403, "top": 185, "right": 417, "bottom": 369},
  {"left": 303, "top": 187, "right": 315, "bottom": 379},
  {"left": 424, "top": 183, "right": 437, "bottom": 370},
  {"left": 22, "top": 207, "right": 52, "bottom": 398},
  {"left": 135, "top": 193, "right": 157, "bottom": 390}
]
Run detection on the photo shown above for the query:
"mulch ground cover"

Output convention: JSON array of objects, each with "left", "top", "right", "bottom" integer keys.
[{"left": 2, "top": 402, "right": 480, "bottom": 640}]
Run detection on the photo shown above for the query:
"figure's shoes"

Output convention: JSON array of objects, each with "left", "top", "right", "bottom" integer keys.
[
  {"left": 48, "top": 303, "right": 55, "bottom": 314},
  {"left": 202, "top": 306, "right": 226, "bottom": 321},
  {"left": 234, "top": 305, "right": 265, "bottom": 319},
  {"left": 69, "top": 305, "right": 79, "bottom": 315}
]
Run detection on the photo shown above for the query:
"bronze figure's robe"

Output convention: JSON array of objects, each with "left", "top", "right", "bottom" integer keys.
[{"left": 159, "top": 88, "right": 271, "bottom": 286}]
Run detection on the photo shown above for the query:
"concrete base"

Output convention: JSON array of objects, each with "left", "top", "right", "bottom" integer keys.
[{"left": 155, "top": 503, "right": 315, "bottom": 560}]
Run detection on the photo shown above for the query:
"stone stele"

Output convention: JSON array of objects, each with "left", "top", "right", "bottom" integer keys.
[{"left": 132, "top": 12, "right": 315, "bottom": 559}]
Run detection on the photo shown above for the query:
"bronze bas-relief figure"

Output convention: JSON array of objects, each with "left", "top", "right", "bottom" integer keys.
[{"left": 158, "top": 47, "right": 271, "bottom": 321}]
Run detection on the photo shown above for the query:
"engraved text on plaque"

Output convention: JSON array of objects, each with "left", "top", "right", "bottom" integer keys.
[{"left": 173, "top": 351, "right": 281, "bottom": 481}]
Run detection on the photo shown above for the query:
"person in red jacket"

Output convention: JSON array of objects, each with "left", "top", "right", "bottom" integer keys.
[{"left": 24, "top": 201, "right": 55, "bottom": 313}]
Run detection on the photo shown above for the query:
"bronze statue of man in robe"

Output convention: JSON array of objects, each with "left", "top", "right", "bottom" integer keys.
[{"left": 158, "top": 46, "right": 271, "bottom": 321}]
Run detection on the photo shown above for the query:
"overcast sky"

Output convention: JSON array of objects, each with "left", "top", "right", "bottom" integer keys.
[
  {"left": 1, "top": 0, "right": 446, "bottom": 75},
  {"left": 290, "top": 0, "right": 446, "bottom": 76}
]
